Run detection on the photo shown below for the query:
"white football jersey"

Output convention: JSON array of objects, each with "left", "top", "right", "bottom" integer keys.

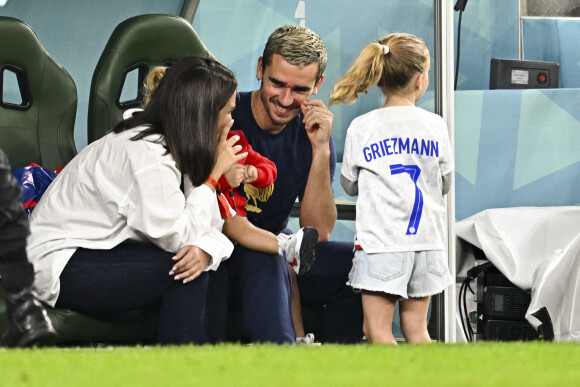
[{"left": 341, "top": 106, "right": 454, "bottom": 253}]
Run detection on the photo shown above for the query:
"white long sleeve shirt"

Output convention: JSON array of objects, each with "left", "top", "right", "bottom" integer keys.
[{"left": 27, "top": 127, "right": 233, "bottom": 306}]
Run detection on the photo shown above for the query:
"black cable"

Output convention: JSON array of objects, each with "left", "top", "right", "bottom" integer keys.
[
  {"left": 459, "top": 276, "right": 473, "bottom": 341},
  {"left": 454, "top": 0, "right": 468, "bottom": 90},
  {"left": 459, "top": 261, "right": 493, "bottom": 341},
  {"left": 454, "top": 10, "right": 463, "bottom": 90},
  {"left": 458, "top": 278, "right": 468, "bottom": 340},
  {"left": 463, "top": 278, "right": 474, "bottom": 339}
]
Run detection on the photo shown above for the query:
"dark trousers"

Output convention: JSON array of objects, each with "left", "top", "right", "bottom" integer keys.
[
  {"left": 298, "top": 241, "right": 363, "bottom": 343},
  {"left": 222, "top": 245, "right": 295, "bottom": 344},
  {"left": 56, "top": 244, "right": 209, "bottom": 345},
  {"left": 0, "top": 148, "right": 34, "bottom": 291},
  {"left": 207, "top": 240, "right": 363, "bottom": 344}
]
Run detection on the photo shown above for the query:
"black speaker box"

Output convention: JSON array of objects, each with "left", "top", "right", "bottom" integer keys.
[
  {"left": 490, "top": 58, "right": 559, "bottom": 89},
  {"left": 482, "top": 286, "right": 532, "bottom": 320},
  {"left": 474, "top": 263, "right": 539, "bottom": 341},
  {"left": 483, "top": 320, "right": 540, "bottom": 341}
]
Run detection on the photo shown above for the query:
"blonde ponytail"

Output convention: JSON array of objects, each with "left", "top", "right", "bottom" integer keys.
[
  {"left": 329, "top": 43, "right": 385, "bottom": 106},
  {"left": 329, "top": 33, "right": 429, "bottom": 106}
]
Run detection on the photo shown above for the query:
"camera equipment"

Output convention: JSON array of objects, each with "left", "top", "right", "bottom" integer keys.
[{"left": 459, "top": 245, "right": 540, "bottom": 341}]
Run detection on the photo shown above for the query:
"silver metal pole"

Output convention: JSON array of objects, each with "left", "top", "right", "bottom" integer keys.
[
  {"left": 519, "top": 0, "right": 524, "bottom": 60},
  {"left": 434, "top": 0, "right": 457, "bottom": 343},
  {"left": 181, "top": 0, "right": 201, "bottom": 23}
]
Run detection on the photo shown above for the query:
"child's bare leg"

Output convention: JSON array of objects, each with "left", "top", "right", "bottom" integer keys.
[
  {"left": 221, "top": 215, "right": 278, "bottom": 254},
  {"left": 399, "top": 296, "right": 432, "bottom": 343},
  {"left": 289, "top": 264, "right": 305, "bottom": 338},
  {"left": 223, "top": 217, "right": 317, "bottom": 277},
  {"left": 361, "top": 291, "right": 398, "bottom": 344}
]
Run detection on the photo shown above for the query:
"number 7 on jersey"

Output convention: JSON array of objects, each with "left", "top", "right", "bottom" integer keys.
[{"left": 389, "top": 164, "right": 423, "bottom": 235}]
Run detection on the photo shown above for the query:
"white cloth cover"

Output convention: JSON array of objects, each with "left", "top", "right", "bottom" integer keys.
[{"left": 455, "top": 206, "right": 580, "bottom": 342}]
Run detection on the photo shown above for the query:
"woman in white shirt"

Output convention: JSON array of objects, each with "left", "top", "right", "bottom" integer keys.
[{"left": 27, "top": 57, "right": 247, "bottom": 345}]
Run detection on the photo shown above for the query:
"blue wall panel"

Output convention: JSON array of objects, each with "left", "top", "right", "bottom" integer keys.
[{"left": 523, "top": 18, "right": 580, "bottom": 88}]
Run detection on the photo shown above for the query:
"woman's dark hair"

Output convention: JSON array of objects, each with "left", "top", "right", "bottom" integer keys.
[{"left": 112, "top": 56, "right": 237, "bottom": 186}]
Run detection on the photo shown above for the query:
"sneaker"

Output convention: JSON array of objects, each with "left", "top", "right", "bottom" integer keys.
[
  {"left": 0, "top": 287, "right": 57, "bottom": 348},
  {"left": 296, "top": 333, "right": 320, "bottom": 345},
  {"left": 277, "top": 227, "right": 318, "bottom": 276}
]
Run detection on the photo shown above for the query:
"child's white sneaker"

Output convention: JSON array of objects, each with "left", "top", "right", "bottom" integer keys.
[
  {"left": 296, "top": 333, "right": 319, "bottom": 345},
  {"left": 277, "top": 227, "right": 318, "bottom": 276}
]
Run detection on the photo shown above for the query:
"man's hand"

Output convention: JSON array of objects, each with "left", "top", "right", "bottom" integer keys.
[
  {"left": 301, "top": 99, "right": 333, "bottom": 152},
  {"left": 299, "top": 98, "right": 337, "bottom": 240},
  {"left": 168, "top": 245, "right": 210, "bottom": 283}
]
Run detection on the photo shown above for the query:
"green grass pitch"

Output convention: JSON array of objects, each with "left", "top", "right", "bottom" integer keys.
[{"left": 1, "top": 342, "right": 579, "bottom": 386}]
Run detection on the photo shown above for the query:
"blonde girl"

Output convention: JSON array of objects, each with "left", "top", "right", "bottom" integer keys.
[{"left": 330, "top": 33, "right": 454, "bottom": 344}]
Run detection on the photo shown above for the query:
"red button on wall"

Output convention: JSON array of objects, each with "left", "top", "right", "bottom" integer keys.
[{"left": 537, "top": 73, "right": 547, "bottom": 85}]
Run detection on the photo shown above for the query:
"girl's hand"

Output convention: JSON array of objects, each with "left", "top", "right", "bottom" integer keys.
[{"left": 169, "top": 245, "right": 211, "bottom": 283}]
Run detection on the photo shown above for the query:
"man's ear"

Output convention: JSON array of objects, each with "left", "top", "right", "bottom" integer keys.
[
  {"left": 313, "top": 74, "right": 324, "bottom": 95},
  {"left": 256, "top": 57, "right": 263, "bottom": 80}
]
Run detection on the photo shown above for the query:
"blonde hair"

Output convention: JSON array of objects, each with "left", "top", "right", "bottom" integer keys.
[
  {"left": 144, "top": 66, "right": 167, "bottom": 106},
  {"left": 329, "top": 33, "right": 429, "bottom": 105},
  {"left": 262, "top": 24, "right": 327, "bottom": 82}
]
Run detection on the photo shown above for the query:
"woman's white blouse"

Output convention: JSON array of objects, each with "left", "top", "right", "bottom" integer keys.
[{"left": 27, "top": 127, "right": 233, "bottom": 306}]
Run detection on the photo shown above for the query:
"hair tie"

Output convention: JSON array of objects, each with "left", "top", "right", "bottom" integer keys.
[{"left": 382, "top": 45, "right": 390, "bottom": 55}]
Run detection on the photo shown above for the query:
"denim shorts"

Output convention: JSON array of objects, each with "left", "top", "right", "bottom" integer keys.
[{"left": 347, "top": 250, "right": 454, "bottom": 299}]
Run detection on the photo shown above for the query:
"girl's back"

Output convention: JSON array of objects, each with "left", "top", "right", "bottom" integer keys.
[{"left": 342, "top": 105, "right": 452, "bottom": 253}]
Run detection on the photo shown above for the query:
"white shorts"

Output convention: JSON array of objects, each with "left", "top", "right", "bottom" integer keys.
[{"left": 347, "top": 250, "right": 453, "bottom": 299}]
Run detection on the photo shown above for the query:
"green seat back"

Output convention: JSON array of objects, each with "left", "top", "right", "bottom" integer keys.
[
  {"left": 0, "top": 17, "right": 77, "bottom": 170},
  {"left": 88, "top": 14, "right": 214, "bottom": 143}
]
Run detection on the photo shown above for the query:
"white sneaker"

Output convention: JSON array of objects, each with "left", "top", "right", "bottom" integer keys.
[
  {"left": 277, "top": 227, "right": 318, "bottom": 276},
  {"left": 296, "top": 333, "right": 319, "bottom": 345}
]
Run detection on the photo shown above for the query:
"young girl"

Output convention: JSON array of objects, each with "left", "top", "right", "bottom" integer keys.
[{"left": 329, "top": 33, "right": 454, "bottom": 344}]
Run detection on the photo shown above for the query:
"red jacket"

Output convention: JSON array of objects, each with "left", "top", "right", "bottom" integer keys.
[{"left": 217, "top": 130, "right": 276, "bottom": 217}]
